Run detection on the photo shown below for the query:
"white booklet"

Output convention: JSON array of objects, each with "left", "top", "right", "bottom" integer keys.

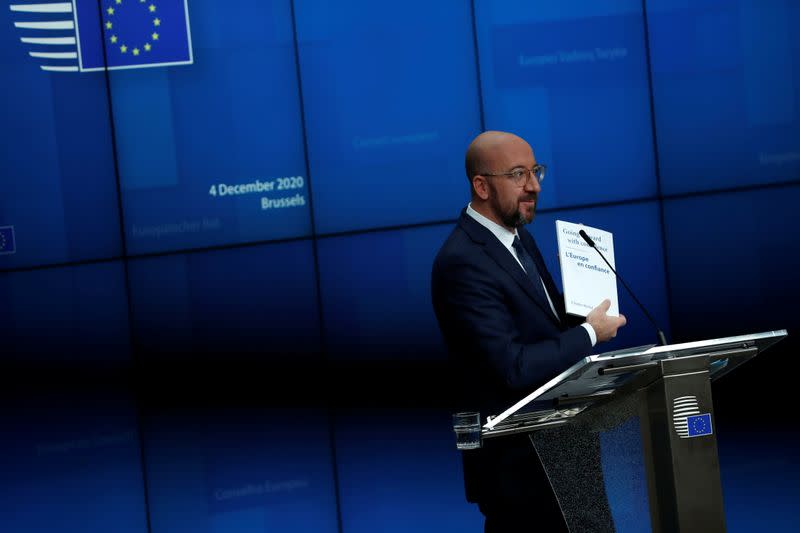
[{"left": 555, "top": 220, "right": 619, "bottom": 317}]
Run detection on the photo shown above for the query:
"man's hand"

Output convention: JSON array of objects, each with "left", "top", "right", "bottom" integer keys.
[{"left": 585, "top": 299, "right": 627, "bottom": 343}]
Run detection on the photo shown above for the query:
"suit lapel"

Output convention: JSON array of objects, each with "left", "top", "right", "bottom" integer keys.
[
  {"left": 520, "top": 228, "right": 567, "bottom": 324},
  {"left": 458, "top": 212, "right": 561, "bottom": 327}
]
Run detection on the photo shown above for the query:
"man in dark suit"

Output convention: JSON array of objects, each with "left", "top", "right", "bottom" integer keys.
[{"left": 431, "top": 131, "right": 626, "bottom": 532}]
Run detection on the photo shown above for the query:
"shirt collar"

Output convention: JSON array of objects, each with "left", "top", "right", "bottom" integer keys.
[{"left": 466, "top": 203, "right": 518, "bottom": 249}]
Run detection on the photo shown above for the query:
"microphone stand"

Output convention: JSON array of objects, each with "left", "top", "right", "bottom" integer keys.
[{"left": 579, "top": 230, "right": 668, "bottom": 346}]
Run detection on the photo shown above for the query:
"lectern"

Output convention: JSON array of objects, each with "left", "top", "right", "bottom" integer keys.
[{"left": 453, "top": 330, "right": 788, "bottom": 532}]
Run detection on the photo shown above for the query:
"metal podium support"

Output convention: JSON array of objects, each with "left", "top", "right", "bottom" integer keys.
[
  {"left": 454, "top": 330, "right": 788, "bottom": 533},
  {"left": 637, "top": 353, "right": 729, "bottom": 533}
]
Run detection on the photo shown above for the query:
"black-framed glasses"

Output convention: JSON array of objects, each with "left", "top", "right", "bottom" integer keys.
[{"left": 482, "top": 164, "right": 546, "bottom": 187}]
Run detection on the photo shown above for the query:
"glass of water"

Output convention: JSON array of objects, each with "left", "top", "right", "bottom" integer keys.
[{"left": 452, "top": 411, "right": 482, "bottom": 450}]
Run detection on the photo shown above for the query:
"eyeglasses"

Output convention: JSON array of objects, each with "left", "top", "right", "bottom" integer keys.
[{"left": 482, "top": 164, "right": 546, "bottom": 187}]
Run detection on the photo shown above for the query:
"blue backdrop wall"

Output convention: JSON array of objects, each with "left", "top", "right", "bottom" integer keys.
[{"left": 1, "top": 1, "right": 798, "bottom": 532}]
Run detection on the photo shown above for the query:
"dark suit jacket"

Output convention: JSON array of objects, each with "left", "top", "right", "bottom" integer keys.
[{"left": 431, "top": 209, "right": 593, "bottom": 507}]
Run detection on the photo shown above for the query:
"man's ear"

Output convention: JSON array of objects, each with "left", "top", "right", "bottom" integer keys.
[{"left": 472, "top": 175, "right": 490, "bottom": 200}]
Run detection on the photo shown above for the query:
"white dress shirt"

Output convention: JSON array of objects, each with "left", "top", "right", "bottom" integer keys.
[{"left": 465, "top": 204, "right": 596, "bottom": 346}]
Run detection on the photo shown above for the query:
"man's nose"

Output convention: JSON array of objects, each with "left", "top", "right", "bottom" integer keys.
[{"left": 525, "top": 174, "right": 541, "bottom": 193}]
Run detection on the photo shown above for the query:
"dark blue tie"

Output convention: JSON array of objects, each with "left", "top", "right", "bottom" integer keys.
[{"left": 512, "top": 236, "right": 549, "bottom": 304}]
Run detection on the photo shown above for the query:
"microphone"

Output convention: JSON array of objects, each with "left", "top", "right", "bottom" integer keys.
[{"left": 578, "top": 229, "right": 668, "bottom": 346}]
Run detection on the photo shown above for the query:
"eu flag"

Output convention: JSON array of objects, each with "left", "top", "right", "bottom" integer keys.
[
  {"left": 74, "top": 0, "right": 192, "bottom": 71},
  {"left": 0, "top": 226, "right": 16, "bottom": 255},
  {"left": 687, "top": 413, "right": 713, "bottom": 437}
]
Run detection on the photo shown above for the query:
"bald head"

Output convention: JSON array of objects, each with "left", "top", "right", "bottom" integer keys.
[
  {"left": 465, "top": 131, "right": 531, "bottom": 183},
  {"left": 464, "top": 131, "right": 540, "bottom": 229}
]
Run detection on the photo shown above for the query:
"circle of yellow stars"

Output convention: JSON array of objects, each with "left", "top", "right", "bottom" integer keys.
[{"left": 105, "top": 0, "right": 162, "bottom": 57}]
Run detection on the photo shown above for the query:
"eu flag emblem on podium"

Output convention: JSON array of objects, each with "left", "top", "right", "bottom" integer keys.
[
  {"left": 687, "top": 413, "right": 713, "bottom": 437},
  {"left": 0, "top": 226, "right": 16, "bottom": 255},
  {"left": 74, "top": 0, "right": 192, "bottom": 71}
]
